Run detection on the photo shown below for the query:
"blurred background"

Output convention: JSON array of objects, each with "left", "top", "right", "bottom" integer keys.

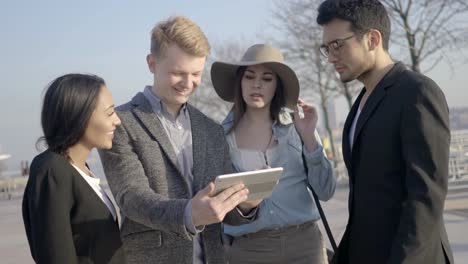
[{"left": 1, "top": 1, "right": 468, "bottom": 263}]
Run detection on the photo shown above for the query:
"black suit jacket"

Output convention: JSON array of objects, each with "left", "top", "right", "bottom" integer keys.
[
  {"left": 22, "top": 150, "right": 126, "bottom": 264},
  {"left": 335, "top": 62, "right": 454, "bottom": 264}
]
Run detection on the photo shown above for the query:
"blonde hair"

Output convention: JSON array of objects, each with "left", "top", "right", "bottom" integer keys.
[{"left": 150, "top": 16, "right": 210, "bottom": 57}]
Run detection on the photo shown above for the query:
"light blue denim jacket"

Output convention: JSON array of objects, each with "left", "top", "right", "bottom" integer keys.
[{"left": 222, "top": 112, "right": 336, "bottom": 237}]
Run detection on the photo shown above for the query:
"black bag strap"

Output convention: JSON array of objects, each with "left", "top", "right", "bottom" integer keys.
[{"left": 301, "top": 144, "right": 338, "bottom": 252}]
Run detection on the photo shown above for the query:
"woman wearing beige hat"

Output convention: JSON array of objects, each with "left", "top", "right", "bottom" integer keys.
[{"left": 211, "top": 44, "right": 336, "bottom": 263}]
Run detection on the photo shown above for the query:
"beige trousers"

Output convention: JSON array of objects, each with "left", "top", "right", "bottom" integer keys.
[{"left": 226, "top": 221, "right": 327, "bottom": 264}]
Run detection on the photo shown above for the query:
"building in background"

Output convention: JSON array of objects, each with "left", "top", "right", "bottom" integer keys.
[
  {"left": 450, "top": 107, "right": 468, "bottom": 130},
  {"left": 0, "top": 145, "right": 12, "bottom": 177},
  {"left": 450, "top": 130, "right": 468, "bottom": 181}
]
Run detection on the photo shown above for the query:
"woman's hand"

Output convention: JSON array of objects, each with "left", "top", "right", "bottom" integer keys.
[
  {"left": 237, "top": 165, "right": 268, "bottom": 214},
  {"left": 293, "top": 98, "right": 319, "bottom": 152},
  {"left": 238, "top": 199, "right": 263, "bottom": 214}
]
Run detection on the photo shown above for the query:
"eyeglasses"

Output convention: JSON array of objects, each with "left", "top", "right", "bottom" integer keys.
[{"left": 319, "top": 35, "right": 355, "bottom": 58}]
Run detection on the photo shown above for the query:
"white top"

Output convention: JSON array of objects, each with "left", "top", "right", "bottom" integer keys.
[
  {"left": 349, "top": 107, "right": 362, "bottom": 150},
  {"left": 225, "top": 131, "right": 279, "bottom": 171},
  {"left": 71, "top": 164, "right": 117, "bottom": 220}
]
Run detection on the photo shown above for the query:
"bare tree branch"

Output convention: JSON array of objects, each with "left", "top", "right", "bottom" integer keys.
[
  {"left": 382, "top": 0, "right": 468, "bottom": 73},
  {"left": 269, "top": 0, "right": 358, "bottom": 173},
  {"left": 189, "top": 40, "right": 249, "bottom": 122}
]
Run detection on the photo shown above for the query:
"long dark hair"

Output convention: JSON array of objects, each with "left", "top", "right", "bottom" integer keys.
[
  {"left": 229, "top": 66, "right": 286, "bottom": 134},
  {"left": 37, "top": 73, "right": 105, "bottom": 155}
]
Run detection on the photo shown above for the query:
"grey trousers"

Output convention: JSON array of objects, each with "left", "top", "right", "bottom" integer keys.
[{"left": 226, "top": 221, "right": 327, "bottom": 264}]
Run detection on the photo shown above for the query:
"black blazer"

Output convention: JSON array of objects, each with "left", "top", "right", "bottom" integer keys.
[
  {"left": 22, "top": 150, "right": 126, "bottom": 264},
  {"left": 335, "top": 62, "right": 454, "bottom": 264}
]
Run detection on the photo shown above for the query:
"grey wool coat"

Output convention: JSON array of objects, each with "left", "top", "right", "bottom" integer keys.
[{"left": 99, "top": 92, "right": 248, "bottom": 264}]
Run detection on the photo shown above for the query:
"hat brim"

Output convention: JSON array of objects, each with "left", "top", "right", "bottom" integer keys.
[{"left": 211, "top": 60, "right": 300, "bottom": 109}]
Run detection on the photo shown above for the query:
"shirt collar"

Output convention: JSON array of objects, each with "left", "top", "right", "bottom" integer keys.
[{"left": 143, "top": 85, "right": 188, "bottom": 118}]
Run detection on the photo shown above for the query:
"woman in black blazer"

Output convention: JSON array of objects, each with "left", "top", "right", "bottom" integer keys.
[{"left": 22, "top": 74, "right": 126, "bottom": 263}]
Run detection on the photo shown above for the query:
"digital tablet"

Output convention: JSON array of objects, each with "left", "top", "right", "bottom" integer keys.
[{"left": 214, "top": 167, "right": 283, "bottom": 201}]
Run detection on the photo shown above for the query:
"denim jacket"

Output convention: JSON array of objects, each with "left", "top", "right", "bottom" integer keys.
[{"left": 222, "top": 111, "right": 336, "bottom": 236}]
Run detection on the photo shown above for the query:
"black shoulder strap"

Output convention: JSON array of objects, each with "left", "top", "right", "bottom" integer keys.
[{"left": 302, "top": 146, "right": 338, "bottom": 252}]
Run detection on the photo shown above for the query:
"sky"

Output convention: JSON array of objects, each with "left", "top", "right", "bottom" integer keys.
[{"left": 1, "top": 0, "right": 467, "bottom": 171}]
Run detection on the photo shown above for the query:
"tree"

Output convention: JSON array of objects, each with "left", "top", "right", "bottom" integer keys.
[
  {"left": 334, "top": 75, "right": 361, "bottom": 110},
  {"left": 270, "top": 0, "right": 356, "bottom": 173},
  {"left": 189, "top": 41, "right": 248, "bottom": 122},
  {"left": 382, "top": 0, "right": 468, "bottom": 73}
]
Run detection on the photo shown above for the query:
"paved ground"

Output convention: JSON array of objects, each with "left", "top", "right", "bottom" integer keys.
[
  {"left": 1, "top": 186, "right": 467, "bottom": 263},
  {"left": 319, "top": 186, "right": 468, "bottom": 263}
]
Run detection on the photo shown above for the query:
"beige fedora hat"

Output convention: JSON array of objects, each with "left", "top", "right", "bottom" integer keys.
[{"left": 211, "top": 44, "right": 299, "bottom": 109}]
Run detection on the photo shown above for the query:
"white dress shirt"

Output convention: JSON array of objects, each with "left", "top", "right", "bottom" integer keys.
[{"left": 71, "top": 164, "right": 117, "bottom": 220}]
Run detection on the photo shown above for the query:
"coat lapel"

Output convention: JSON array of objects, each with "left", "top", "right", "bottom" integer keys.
[
  {"left": 188, "top": 105, "right": 207, "bottom": 192},
  {"left": 130, "top": 93, "right": 181, "bottom": 174},
  {"left": 351, "top": 62, "right": 406, "bottom": 153},
  {"left": 352, "top": 85, "right": 386, "bottom": 147},
  {"left": 342, "top": 89, "right": 365, "bottom": 170}
]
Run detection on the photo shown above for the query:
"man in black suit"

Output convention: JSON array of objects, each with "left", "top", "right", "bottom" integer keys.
[{"left": 316, "top": 1, "right": 454, "bottom": 263}]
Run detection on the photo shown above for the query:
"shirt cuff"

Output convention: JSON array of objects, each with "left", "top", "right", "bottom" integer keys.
[
  {"left": 184, "top": 200, "right": 205, "bottom": 235},
  {"left": 235, "top": 206, "right": 258, "bottom": 219},
  {"left": 303, "top": 145, "right": 325, "bottom": 165}
]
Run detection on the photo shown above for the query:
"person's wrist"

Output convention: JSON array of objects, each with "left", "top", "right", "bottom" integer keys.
[
  {"left": 191, "top": 202, "right": 200, "bottom": 226},
  {"left": 238, "top": 203, "right": 254, "bottom": 214},
  {"left": 303, "top": 137, "right": 318, "bottom": 152}
]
